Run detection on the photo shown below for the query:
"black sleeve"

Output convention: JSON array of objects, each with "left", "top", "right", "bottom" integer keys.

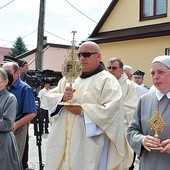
[{"left": 51, "top": 105, "right": 63, "bottom": 117}]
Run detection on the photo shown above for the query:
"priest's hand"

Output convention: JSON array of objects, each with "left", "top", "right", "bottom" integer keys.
[
  {"left": 160, "top": 139, "right": 170, "bottom": 154},
  {"left": 63, "top": 87, "right": 75, "bottom": 102},
  {"left": 142, "top": 135, "right": 161, "bottom": 151},
  {"left": 65, "top": 105, "right": 82, "bottom": 115}
]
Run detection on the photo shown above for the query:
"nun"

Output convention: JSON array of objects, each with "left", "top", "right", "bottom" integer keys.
[
  {"left": 127, "top": 55, "right": 170, "bottom": 170},
  {"left": 0, "top": 68, "right": 22, "bottom": 170}
]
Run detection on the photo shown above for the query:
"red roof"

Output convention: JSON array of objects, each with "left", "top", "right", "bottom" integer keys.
[
  {"left": 0, "top": 47, "right": 11, "bottom": 64},
  {"left": 0, "top": 47, "right": 11, "bottom": 57}
]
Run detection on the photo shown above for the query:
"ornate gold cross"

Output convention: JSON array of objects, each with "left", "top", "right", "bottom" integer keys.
[{"left": 148, "top": 109, "right": 165, "bottom": 138}]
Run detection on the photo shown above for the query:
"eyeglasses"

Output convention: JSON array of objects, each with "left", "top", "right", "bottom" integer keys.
[
  {"left": 78, "top": 52, "right": 98, "bottom": 58},
  {"left": 107, "top": 66, "right": 120, "bottom": 70}
]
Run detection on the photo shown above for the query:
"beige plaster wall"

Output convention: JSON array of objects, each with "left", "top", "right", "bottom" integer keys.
[
  {"left": 100, "top": 0, "right": 170, "bottom": 32},
  {"left": 99, "top": 36, "right": 170, "bottom": 87}
]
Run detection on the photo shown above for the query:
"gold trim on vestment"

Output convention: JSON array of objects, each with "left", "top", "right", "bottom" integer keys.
[{"left": 57, "top": 111, "right": 75, "bottom": 170}]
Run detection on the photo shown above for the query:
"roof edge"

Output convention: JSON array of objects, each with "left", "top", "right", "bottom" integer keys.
[{"left": 86, "top": 22, "right": 170, "bottom": 43}]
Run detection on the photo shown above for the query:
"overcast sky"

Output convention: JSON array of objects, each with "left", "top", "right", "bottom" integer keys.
[{"left": 0, "top": 0, "right": 112, "bottom": 50}]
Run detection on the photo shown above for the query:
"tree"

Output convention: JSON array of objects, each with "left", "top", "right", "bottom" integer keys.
[{"left": 9, "top": 36, "right": 28, "bottom": 57}]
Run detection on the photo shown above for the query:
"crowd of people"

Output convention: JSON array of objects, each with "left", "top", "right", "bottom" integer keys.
[{"left": 0, "top": 41, "right": 170, "bottom": 170}]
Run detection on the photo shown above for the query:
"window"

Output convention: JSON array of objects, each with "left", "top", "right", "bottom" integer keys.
[
  {"left": 140, "top": 0, "right": 167, "bottom": 20},
  {"left": 165, "top": 48, "right": 170, "bottom": 55}
]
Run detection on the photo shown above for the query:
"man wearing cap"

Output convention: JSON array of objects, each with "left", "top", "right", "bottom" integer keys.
[
  {"left": 133, "top": 70, "right": 149, "bottom": 94},
  {"left": 127, "top": 55, "right": 170, "bottom": 170}
]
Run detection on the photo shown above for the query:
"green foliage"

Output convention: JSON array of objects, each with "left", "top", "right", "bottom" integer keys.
[{"left": 8, "top": 36, "right": 28, "bottom": 57}]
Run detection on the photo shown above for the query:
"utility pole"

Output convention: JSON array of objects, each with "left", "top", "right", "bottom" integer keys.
[
  {"left": 35, "top": 0, "right": 45, "bottom": 70},
  {"left": 34, "top": 1, "right": 45, "bottom": 170}
]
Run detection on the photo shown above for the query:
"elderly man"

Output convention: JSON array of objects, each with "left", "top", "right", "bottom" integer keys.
[
  {"left": 107, "top": 58, "right": 139, "bottom": 125},
  {"left": 127, "top": 55, "right": 170, "bottom": 170},
  {"left": 123, "top": 65, "right": 146, "bottom": 97},
  {"left": 107, "top": 58, "right": 140, "bottom": 170},
  {"left": 45, "top": 41, "right": 132, "bottom": 170}
]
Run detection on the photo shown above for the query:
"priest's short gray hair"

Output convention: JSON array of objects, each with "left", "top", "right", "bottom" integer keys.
[{"left": 123, "top": 65, "right": 133, "bottom": 74}]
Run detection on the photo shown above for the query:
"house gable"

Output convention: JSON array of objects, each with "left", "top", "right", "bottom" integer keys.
[
  {"left": 87, "top": 22, "right": 170, "bottom": 43},
  {"left": 87, "top": 0, "right": 170, "bottom": 43}
]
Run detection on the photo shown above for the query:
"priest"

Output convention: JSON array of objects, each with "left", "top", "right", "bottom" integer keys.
[{"left": 45, "top": 41, "right": 133, "bottom": 170}]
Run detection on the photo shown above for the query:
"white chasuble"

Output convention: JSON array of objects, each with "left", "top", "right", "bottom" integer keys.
[{"left": 45, "top": 70, "right": 133, "bottom": 170}]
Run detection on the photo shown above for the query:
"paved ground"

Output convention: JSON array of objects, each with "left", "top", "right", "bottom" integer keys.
[
  {"left": 28, "top": 123, "right": 49, "bottom": 170},
  {"left": 27, "top": 123, "right": 139, "bottom": 170}
]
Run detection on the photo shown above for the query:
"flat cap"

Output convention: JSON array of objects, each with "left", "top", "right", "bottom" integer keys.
[{"left": 133, "top": 70, "right": 145, "bottom": 77}]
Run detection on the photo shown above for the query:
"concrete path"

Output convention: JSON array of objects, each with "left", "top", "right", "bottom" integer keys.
[{"left": 28, "top": 123, "right": 49, "bottom": 170}]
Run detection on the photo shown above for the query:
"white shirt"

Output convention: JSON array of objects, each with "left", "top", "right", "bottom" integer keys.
[{"left": 38, "top": 88, "right": 50, "bottom": 110}]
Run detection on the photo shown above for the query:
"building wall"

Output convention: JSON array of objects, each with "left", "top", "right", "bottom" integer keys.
[
  {"left": 0, "top": 47, "right": 11, "bottom": 64},
  {"left": 99, "top": 35, "right": 170, "bottom": 87},
  {"left": 42, "top": 47, "right": 70, "bottom": 71},
  {"left": 100, "top": 0, "right": 170, "bottom": 32},
  {"left": 22, "top": 47, "right": 71, "bottom": 72}
]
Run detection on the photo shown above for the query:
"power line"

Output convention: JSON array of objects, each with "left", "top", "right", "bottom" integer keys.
[
  {"left": 0, "top": 30, "right": 37, "bottom": 48},
  {"left": 44, "top": 30, "right": 70, "bottom": 43},
  {"left": 0, "top": 38, "right": 13, "bottom": 43},
  {"left": 0, "top": 38, "right": 15, "bottom": 47},
  {"left": 0, "top": 0, "right": 15, "bottom": 10},
  {"left": 65, "top": 0, "right": 97, "bottom": 24},
  {"left": 0, "top": 29, "right": 70, "bottom": 48},
  {"left": 22, "top": 30, "right": 37, "bottom": 38}
]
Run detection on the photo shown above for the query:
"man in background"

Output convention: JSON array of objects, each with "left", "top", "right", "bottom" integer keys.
[
  {"left": 38, "top": 79, "right": 51, "bottom": 134},
  {"left": 18, "top": 59, "right": 33, "bottom": 170},
  {"left": 133, "top": 70, "right": 149, "bottom": 94},
  {"left": 18, "top": 60, "right": 29, "bottom": 82},
  {"left": 124, "top": 65, "right": 147, "bottom": 97},
  {"left": 123, "top": 65, "right": 133, "bottom": 80},
  {"left": 107, "top": 58, "right": 139, "bottom": 126}
]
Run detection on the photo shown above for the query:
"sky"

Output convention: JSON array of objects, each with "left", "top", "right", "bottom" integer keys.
[{"left": 0, "top": 0, "right": 112, "bottom": 50}]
